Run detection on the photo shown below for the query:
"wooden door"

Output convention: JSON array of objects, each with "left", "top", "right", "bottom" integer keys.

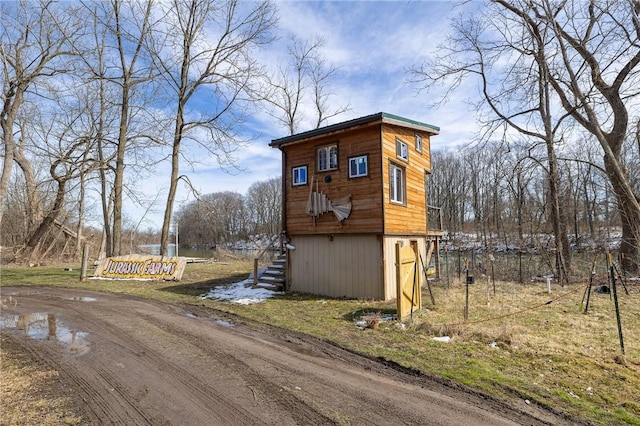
[{"left": 396, "top": 241, "right": 421, "bottom": 321}]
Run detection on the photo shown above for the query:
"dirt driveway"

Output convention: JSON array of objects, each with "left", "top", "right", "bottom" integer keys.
[{"left": 0, "top": 287, "right": 572, "bottom": 425}]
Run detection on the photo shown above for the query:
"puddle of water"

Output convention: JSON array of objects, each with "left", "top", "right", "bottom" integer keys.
[
  {"left": 68, "top": 296, "right": 97, "bottom": 302},
  {"left": 185, "top": 312, "right": 198, "bottom": 319},
  {"left": 0, "top": 312, "right": 90, "bottom": 356},
  {"left": 214, "top": 319, "right": 234, "bottom": 328}
]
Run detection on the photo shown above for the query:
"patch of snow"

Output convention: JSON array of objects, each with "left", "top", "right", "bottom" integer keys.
[
  {"left": 432, "top": 336, "right": 451, "bottom": 343},
  {"left": 199, "top": 279, "right": 283, "bottom": 305}
]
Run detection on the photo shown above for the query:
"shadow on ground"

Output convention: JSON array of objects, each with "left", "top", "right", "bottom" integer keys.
[
  {"left": 343, "top": 308, "right": 397, "bottom": 322},
  {"left": 160, "top": 273, "right": 249, "bottom": 297}
]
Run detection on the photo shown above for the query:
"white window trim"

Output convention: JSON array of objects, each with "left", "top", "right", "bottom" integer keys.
[
  {"left": 415, "top": 133, "right": 422, "bottom": 153},
  {"left": 390, "top": 163, "right": 405, "bottom": 205},
  {"left": 348, "top": 155, "right": 368, "bottom": 178},
  {"left": 318, "top": 144, "right": 338, "bottom": 172},
  {"left": 292, "top": 165, "right": 307, "bottom": 186},
  {"left": 396, "top": 138, "right": 409, "bottom": 161}
]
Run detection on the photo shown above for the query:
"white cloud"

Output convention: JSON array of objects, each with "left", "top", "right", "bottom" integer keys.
[{"left": 123, "top": 0, "right": 481, "bottom": 228}]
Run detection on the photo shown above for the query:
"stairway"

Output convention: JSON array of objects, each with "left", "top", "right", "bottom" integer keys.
[{"left": 253, "top": 252, "right": 286, "bottom": 291}]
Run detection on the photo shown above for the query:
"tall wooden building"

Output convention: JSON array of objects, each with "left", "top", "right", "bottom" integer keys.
[{"left": 270, "top": 112, "right": 441, "bottom": 300}]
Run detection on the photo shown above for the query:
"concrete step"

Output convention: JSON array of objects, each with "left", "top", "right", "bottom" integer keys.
[
  {"left": 259, "top": 275, "right": 285, "bottom": 283},
  {"left": 254, "top": 282, "right": 283, "bottom": 291}
]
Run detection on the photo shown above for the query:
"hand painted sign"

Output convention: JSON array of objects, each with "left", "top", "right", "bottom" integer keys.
[{"left": 94, "top": 255, "right": 187, "bottom": 281}]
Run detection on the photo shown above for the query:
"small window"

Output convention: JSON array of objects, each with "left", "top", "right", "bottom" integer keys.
[
  {"left": 415, "top": 134, "right": 422, "bottom": 153},
  {"left": 396, "top": 138, "right": 408, "bottom": 161},
  {"left": 318, "top": 144, "right": 338, "bottom": 172},
  {"left": 389, "top": 162, "right": 405, "bottom": 205},
  {"left": 349, "top": 155, "right": 368, "bottom": 178},
  {"left": 292, "top": 165, "right": 307, "bottom": 186}
]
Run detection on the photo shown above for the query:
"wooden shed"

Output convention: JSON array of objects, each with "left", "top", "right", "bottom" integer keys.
[{"left": 269, "top": 112, "right": 442, "bottom": 300}]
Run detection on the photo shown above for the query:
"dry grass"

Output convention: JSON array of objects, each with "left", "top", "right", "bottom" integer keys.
[
  {"left": 402, "top": 276, "right": 640, "bottom": 424},
  {"left": 427, "top": 275, "right": 639, "bottom": 361},
  {"left": 0, "top": 336, "right": 85, "bottom": 425},
  {"left": 1, "top": 261, "right": 639, "bottom": 425}
]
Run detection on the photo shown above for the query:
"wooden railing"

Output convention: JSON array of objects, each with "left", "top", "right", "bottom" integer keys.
[
  {"left": 253, "top": 233, "right": 282, "bottom": 285},
  {"left": 427, "top": 205, "right": 444, "bottom": 233}
]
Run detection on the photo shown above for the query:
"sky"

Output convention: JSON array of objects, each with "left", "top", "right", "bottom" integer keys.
[{"left": 134, "top": 1, "right": 479, "bottom": 229}]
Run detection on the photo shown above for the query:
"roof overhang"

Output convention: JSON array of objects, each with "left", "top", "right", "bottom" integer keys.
[{"left": 269, "top": 112, "right": 439, "bottom": 148}]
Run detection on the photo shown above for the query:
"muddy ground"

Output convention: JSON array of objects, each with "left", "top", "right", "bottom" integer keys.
[{"left": 0, "top": 287, "right": 577, "bottom": 425}]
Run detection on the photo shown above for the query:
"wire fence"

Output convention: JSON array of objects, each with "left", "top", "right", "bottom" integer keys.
[{"left": 436, "top": 247, "right": 640, "bottom": 286}]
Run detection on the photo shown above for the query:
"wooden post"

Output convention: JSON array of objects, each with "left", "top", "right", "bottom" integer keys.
[
  {"left": 609, "top": 255, "right": 625, "bottom": 355},
  {"left": 445, "top": 245, "right": 450, "bottom": 289},
  {"left": 175, "top": 223, "right": 179, "bottom": 257},
  {"left": 80, "top": 243, "right": 89, "bottom": 282},
  {"left": 519, "top": 250, "right": 523, "bottom": 283},
  {"left": 419, "top": 253, "right": 436, "bottom": 306},
  {"left": 253, "top": 258, "right": 259, "bottom": 286},
  {"left": 582, "top": 253, "right": 598, "bottom": 314},
  {"left": 489, "top": 254, "right": 495, "bottom": 295},
  {"left": 464, "top": 259, "right": 470, "bottom": 321},
  {"left": 546, "top": 276, "right": 551, "bottom": 294}
]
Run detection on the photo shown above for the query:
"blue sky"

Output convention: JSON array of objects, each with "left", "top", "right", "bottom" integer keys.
[{"left": 137, "top": 1, "right": 479, "bottom": 228}]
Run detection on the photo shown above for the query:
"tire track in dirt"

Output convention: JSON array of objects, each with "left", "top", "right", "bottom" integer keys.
[
  {"left": 139, "top": 306, "right": 544, "bottom": 425},
  {"left": 137, "top": 312, "right": 342, "bottom": 424},
  {"left": 81, "top": 302, "right": 331, "bottom": 425},
  {"left": 1, "top": 287, "right": 578, "bottom": 426},
  {"left": 2, "top": 291, "right": 167, "bottom": 425},
  {"left": 129, "top": 307, "right": 337, "bottom": 425},
  {"left": 2, "top": 289, "right": 332, "bottom": 425}
]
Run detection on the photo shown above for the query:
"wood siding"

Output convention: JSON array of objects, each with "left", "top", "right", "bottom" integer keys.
[
  {"left": 282, "top": 125, "right": 384, "bottom": 235},
  {"left": 381, "top": 124, "right": 432, "bottom": 235},
  {"left": 288, "top": 234, "right": 384, "bottom": 299},
  {"left": 276, "top": 114, "right": 436, "bottom": 300}
]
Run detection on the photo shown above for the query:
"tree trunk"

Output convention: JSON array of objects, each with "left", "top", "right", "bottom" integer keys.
[
  {"left": 0, "top": 84, "right": 23, "bottom": 224},
  {"left": 97, "top": 129, "right": 112, "bottom": 257},
  {"left": 604, "top": 154, "right": 640, "bottom": 273},
  {"left": 76, "top": 168, "right": 86, "bottom": 258},
  {"left": 25, "top": 179, "right": 67, "bottom": 263},
  {"left": 13, "top": 146, "right": 43, "bottom": 231},
  {"left": 160, "top": 103, "right": 185, "bottom": 256},
  {"left": 112, "top": 85, "right": 129, "bottom": 256},
  {"left": 546, "top": 143, "right": 571, "bottom": 285}
]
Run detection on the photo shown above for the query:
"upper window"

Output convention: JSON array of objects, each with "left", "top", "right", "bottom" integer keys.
[
  {"left": 396, "top": 138, "right": 408, "bottom": 161},
  {"left": 389, "top": 162, "right": 405, "bottom": 205},
  {"left": 292, "top": 165, "right": 307, "bottom": 186},
  {"left": 415, "top": 134, "right": 422, "bottom": 153},
  {"left": 349, "top": 155, "right": 368, "bottom": 178},
  {"left": 317, "top": 144, "right": 338, "bottom": 172}
]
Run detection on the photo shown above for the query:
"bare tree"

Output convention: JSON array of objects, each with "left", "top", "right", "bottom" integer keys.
[
  {"left": 245, "top": 177, "right": 281, "bottom": 235},
  {"left": 109, "top": 0, "right": 157, "bottom": 256},
  {"left": 411, "top": 1, "right": 620, "bottom": 282},
  {"left": 1, "top": 0, "right": 81, "bottom": 225},
  {"left": 76, "top": 0, "right": 164, "bottom": 257},
  {"left": 492, "top": 0, "right": 640, "bottom": 272},
  {"left": 259, "top": 35, "right": 349, "bottom": 135},
  {"left": 21, "top": 107, "right": 100, "bottom": 262},
  {"left": 153, "top": 0, "right": 278, "bottom": 256},
  {"left": 176, "top": 191, "right": 247, "bottom": 246},
  {"left": 427, "top": 150, "right": 469, "bottom": 234}
]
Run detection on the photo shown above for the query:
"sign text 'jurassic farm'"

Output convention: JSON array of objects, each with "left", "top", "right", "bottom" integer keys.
[{"left": 94, "top": 255, "right": 187, "bottom": 281}]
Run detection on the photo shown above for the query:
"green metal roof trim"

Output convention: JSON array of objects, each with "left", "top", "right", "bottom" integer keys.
[{"left": 270, "top": 112, "right": 440, "bottom": 147}]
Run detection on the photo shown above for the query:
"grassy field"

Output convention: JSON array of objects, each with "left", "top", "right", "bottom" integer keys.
[{"left": 1, "top": 259, "right": 639, "bottom": 425}]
